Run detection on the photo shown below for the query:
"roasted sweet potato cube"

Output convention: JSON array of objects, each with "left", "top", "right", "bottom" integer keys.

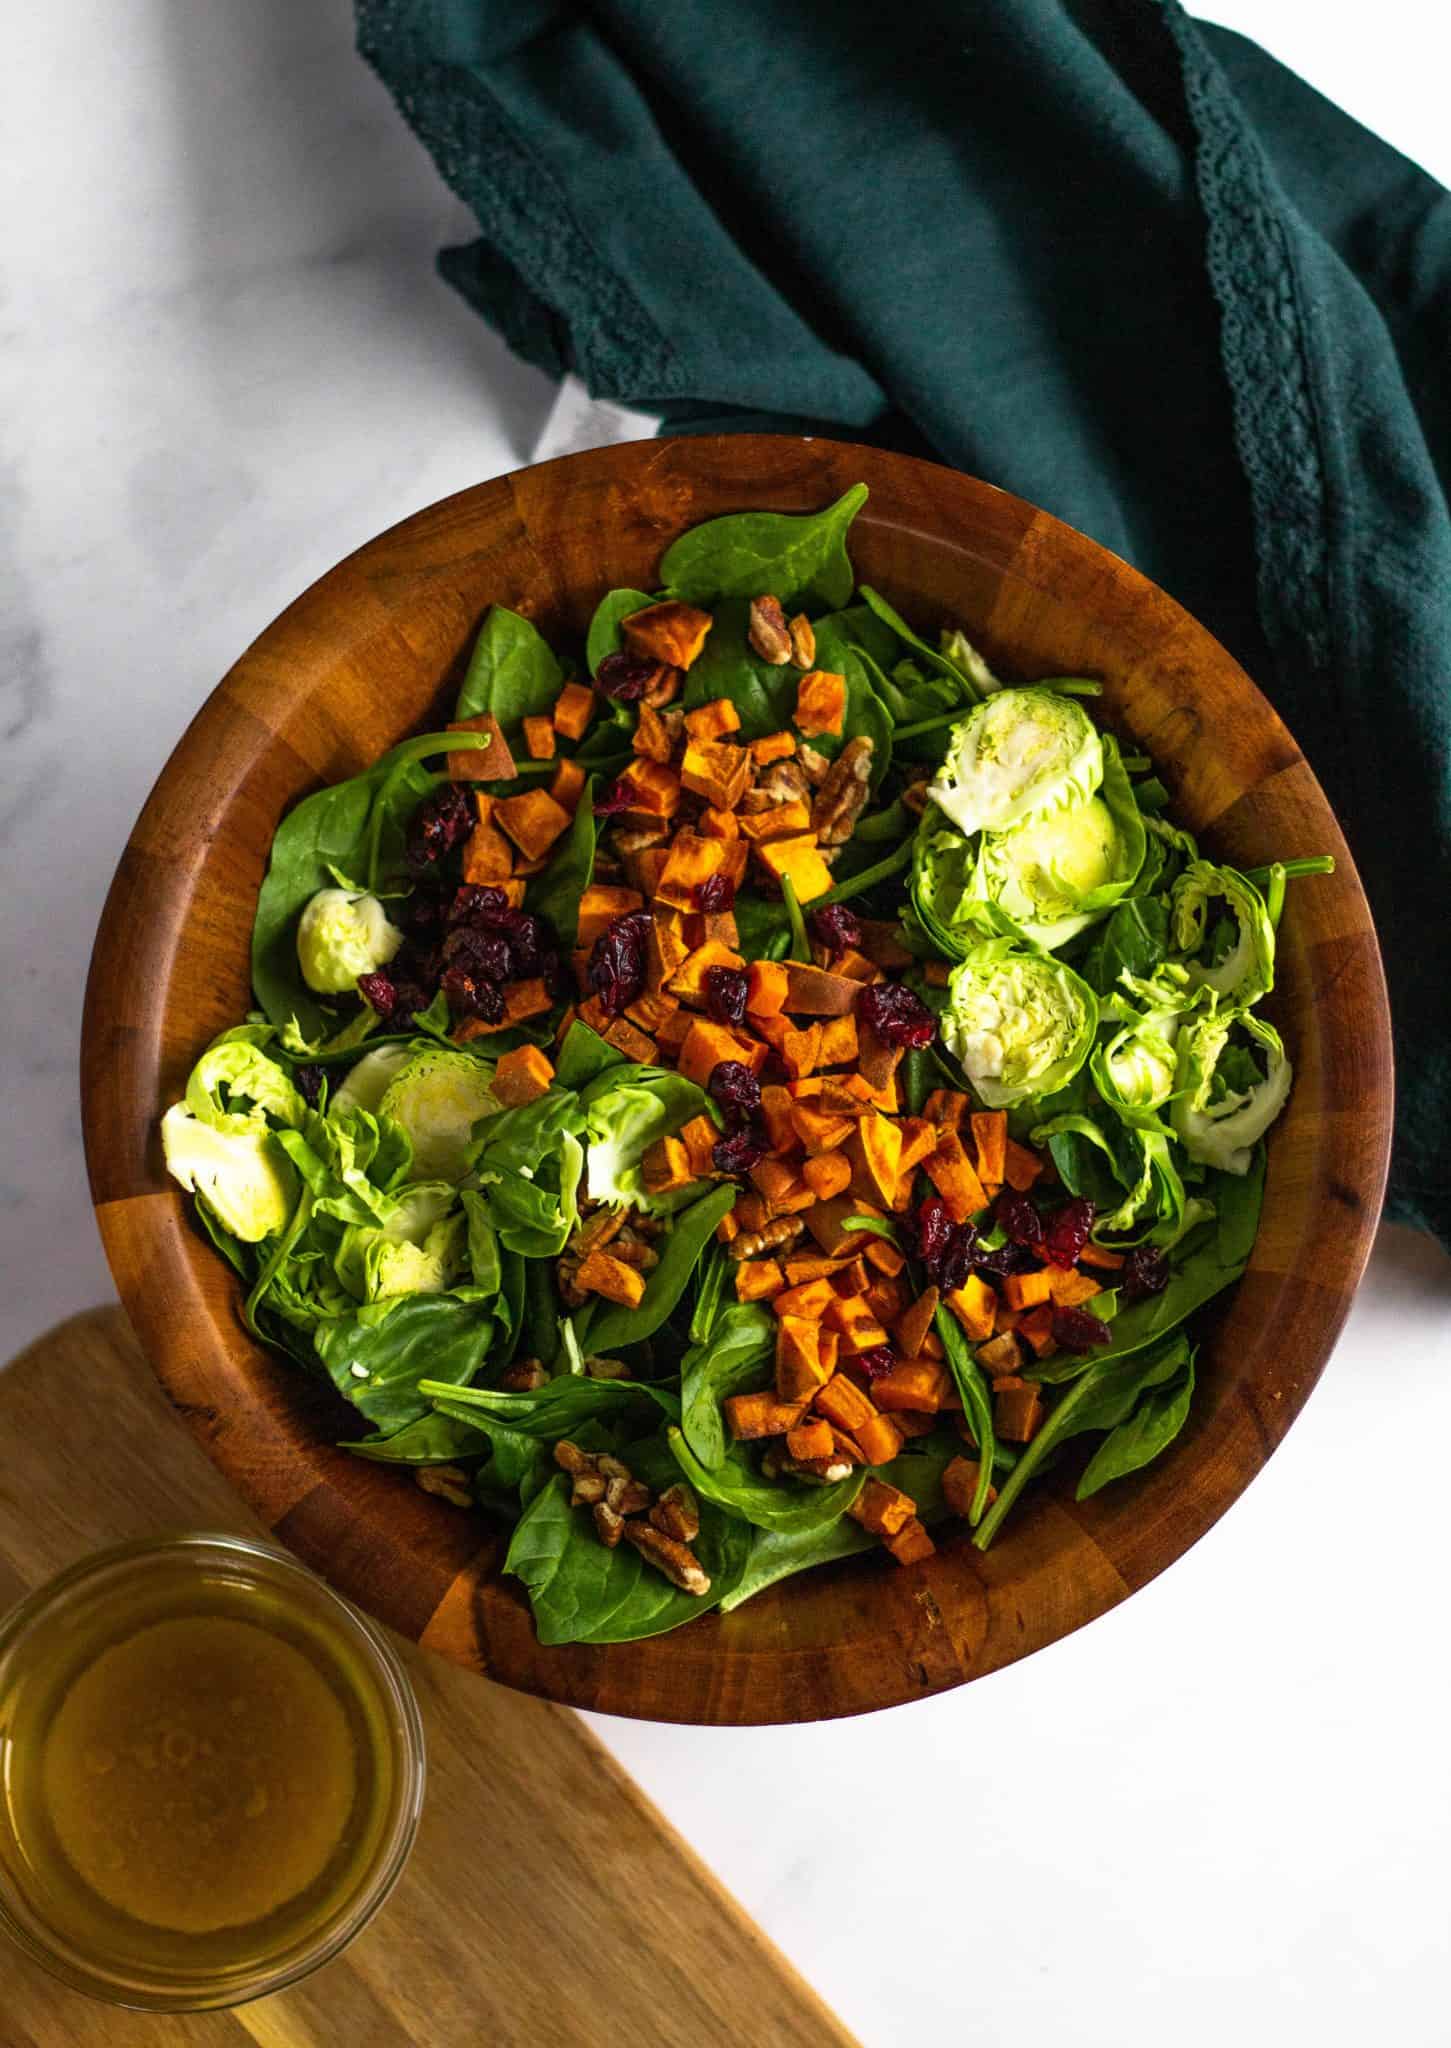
[
  {"left": 522, "top": 714, "right": 556, "bottom": 760},
  {"left": 946, "top": 1273, "right": 997, "bottom": 1342},
  {"left": 601, "top": 1016, "right": 657, "bottom": 1062},
  {"left": 1003, "top": 1269, "right": 1053, "bottom": 1311},
  {"left": 848, "top": 1115, "right": 902, "bottom": 1207},
  {"left": 760, "top": 1084, "right": 800, "bottom": 1155},
  {"left": 1080, "top": 1242, "right": 1126, "bottom": 1271},
  {"left": 849, "top": 1477, "right": 917, "bottom": 1537},
  {"left": 817, "top": 1014, "right": 858, "bottom": 1066},
  {"left": 814, "top": 1374, "right": 878, "bottom": 1436},
  {"left": 724, "top": 1392, "right": 805, "bottom": 1441},
  {"left": 495, "top": 978, "right": 553, "bottom": 1027},
  {"left": 746, "top": 960, "right": 790, "bottom": 1017},
  {"left": 771, "top": 1276, "right": 838, "bottom": 1321},
  {"left": 994, "top": 1378, "right": 1044, "bottom": 1441},
  {"left": 854, "top": 1413, "right": 905, "bottom": 1466},
  {"left": 977, "top": 1331, "right": 1026, "bottom": 1379},
  {"left": 790, "top": 1104, "right": 854, "bottom": 1155},
  {"left": 923, "top": 1088, "right": 969, "bottom": 1132},
  {"left": 494, "top": 789, "right": 570, "bottom": 862},
  {"left": 549, "top": 756, "right": 586, "bottom": 812},
  {"left": 786, "top": 1418, "right": 835, "bottom": 1463},
  {"left": 752, "top": 730, "right": 797, "bottom": 764},
  {"left": 655, "top": 1006, "right": 695, "bottom": 1056},
  {"left": 941, "top": 1456, "right": 996, "bottom": 1517},
  {"left": 864, "top": 1279, "right": 908, "bottom": 1328},
  {"left": 826, "top": 1297, "right": 890, "bottom": 1356},
  {"left": 788, "top": 1076, "right": 824, "bottom": 1100},
  {"left": 776, "top": 1316, "right": 830, "bottom": 1401},
  {"left": 896, "top": 1118, "right": 940, "bottom": 1175},
  {"left": 683, "top": 697, "right": 742, "bottom": 742},
  {"left": 802, "top": 1151, "right": 853, "bottom": 1199},
  {"left": 793, "top": 670, "right": 847, "bottom": 737},
  {"left": 735, "top": 1192, "right": 768, "bottom": 1233},
  {"left": 647, "top": 910, "right": 692, "bottom": 991},
  {"left": 679, "top": 1114, "right": 721, "bottom": 1178},
  {"left": 641, "top": 1135, "right": 694, "bottom": 1195},
  {"left": 697, "top": 805, "right": 739, "bottom": 839},
  {"left": 657, "top": 832, "right": 730, "bottom": 912},
  {"left": 678, "top": 1018, "right": 763, "bottom": 1087},
  {"left": 923, "top": 1132, "right": 988, "bottom": 1223},
  {"left": 780, "top": 1023, "right": 823, "bottom": 1081},
  {"left": 846, "top": 1071, "right": 898, "bottom": 1114},
  {"left": 632, "top": 701, "right": 674, "bottom": 764},
  {"left": 462, "top": 814, "right": 514, "bottom": 883},
  {"left": 740, "top": 800, "right": 813, "bottom": 843},
  {"left": 755, "top": 835, "right": 835, "bottom": 905},
  {"left": 782, "top": 962, "right": 862, "bottom": 1017},
  {"left": 552, "top": 680, "right": 595, "bottom": 740},
  {"left": 969, "top": 1110, "right": 1008, "bottom": 1186},
  {"left": 857, "top": 1021, "right": 904, "bottom": 1094},
  {"left": 832, "top": 1255, "right": 872, "bottom": 1297},
  {"left": 1016, "top": 1305, "right": 1059, "bottom": 1360},
  {"left": 621, "top": 760, "right": 684, "bottom": 820},
  {"left": 783, "top": 1253, "right": 848, "bottom": 1286},
  {"left": 833, "top": 948, "right": 879, "bottom": 984},
  {"left": 716, "top": 1209, "right": 739, "bottom": 1244},
  {"left": 855, "top": 919, "right": 915, "bottom": 969},
  {"left": 625, "top": 991, "right": 681, "bottom": 1039},
  {"left": 621, "top": 599, "right": 714, "bottom": 670},
  {"left": 884, "top": 1517, "right": 936, "bottom": 1566},
  {"left": 576, "top": 884, "right": 645, "bottom": 949},
  {"left": 447, "top": 712, "right": 516, "bottom": 782},
  {"left": 803, "top": 1194, "right": 871, "bottom": 1258},
  {"left": 893, "top": 1286, "right": 940, "bottom": 1363},
  {"left": 1002, "top": 1138, "right": 1045, "bottom": 1191},
  {"left": 749, "top": 1155, "right": 804, "bottom": 1208},
  {"left": 491, "top": 1044, "right": 555, "bottom": 1108},
  {"left": 735, "top": 1258, "right": 785, "bottom": 1302},
  {"left": 871, "top": 1361, "right": 949, "bottom": 1414},
  {"left": 575, "top": 1250, "right": 646, "bottom": 1308},
  {"left": 891, "top": 1409, "right": 938, "bottom": 1441},
  {"left": 1047, "top": 1267, "right": 1103, "bottom": 1308},
  {"left": 680, "top": 738, "right": 752, "bottom": 809},
  {"left": 669, "top": 940, "right": 747, "bottom": 1007}
]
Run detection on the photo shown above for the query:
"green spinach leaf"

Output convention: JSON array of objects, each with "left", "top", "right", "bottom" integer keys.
[
  {"left": 422, "top": 1372, "right": 679, "bottom": 1438},
  {"left": 1076, "top": 1346, "right": 1196, "bottom": 1500},
  {"left": 315, "top": 1295, "right": 496, "bottom": 1431},
  {"left": 680, "top": 1303, "right": 775, "bottom": 1468},
  {"left": 342, "top": 1411, "right": 487, "bottom": 1464},
  {"left": 584, "top": 1184, "right": 738, "bottom": 1355},
  {"left": 527, "top": 782, "right": 595, "bottom": 949},
  {"left": 669, "top": 1429, "right": 863, "bottom": 1534},
  {"left": 455, "top": 605, "right": 563, "bottom": 733},
  {"left": 660, "top": 485, "right": 867, "bottom": 612},
  {"left": 585, "top": 588, "right": 656, "bottom": 677},
  {"left": 718, "top": 1519, "right": 877, "bottom": 1612}
]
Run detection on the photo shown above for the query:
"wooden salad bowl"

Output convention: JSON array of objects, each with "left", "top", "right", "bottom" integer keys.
[{"left": 81, "top": 437, "right": 1393, "bottom": 1724}]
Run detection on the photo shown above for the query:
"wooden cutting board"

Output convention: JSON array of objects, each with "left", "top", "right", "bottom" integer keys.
[{"left": 0, "top": 1310, "right": 857, "bottom": 2048}]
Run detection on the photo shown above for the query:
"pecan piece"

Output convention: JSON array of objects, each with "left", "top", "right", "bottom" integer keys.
[
  {"left": 812, "top": 736, "right": 874, "bottom": 846},
  {"left": 416, "top": 1466, "right": 473, "bottom": 1509},
  {"left": 727, "top": 1215, "right": 806, "bottom": 1262},
  {"left": 623, "top": 1521, "right": 711, "bottom": 1596},
  {"left": 753, "top": 759, "right": 810, "bottom": 808},
  {"left": 797, "top": 743, "right": 831, "bottom": 786},
  {"left": 570, "top": 1208, "right": 627, "bottom": 1257},
  {"left": 901, "top": 779, "right": 931, "bottom": 816},
  {"left": 787, "top": 613, "right": 816, "bottom": 668},
  {"left": 640, "top": 663, "right": 681, "bottom": 709},
  {"left": 499, "top": 1356, "right": 548, "bottom": 1392},
  {"left": 584, "top": 1354, "right": 633, "bottom": 1381},
  {"left": 747, "top": 594, "right": 792, "bottom": 665},
  {"left": 650, "top": 1483, "right": 701, "bottom": 1544},
  {"left": 593, "top": 1502, "right": 626, "bottom": 1548}
]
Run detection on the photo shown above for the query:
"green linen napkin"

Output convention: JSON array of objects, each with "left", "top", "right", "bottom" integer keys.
[{"left": 356, "top": 0, "right": 1451, "bottom": 1247}]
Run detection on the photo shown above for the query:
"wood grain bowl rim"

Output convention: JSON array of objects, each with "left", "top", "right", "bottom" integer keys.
[{"left": 80, "top": 436, "right": 1393, "bottom": 1724}]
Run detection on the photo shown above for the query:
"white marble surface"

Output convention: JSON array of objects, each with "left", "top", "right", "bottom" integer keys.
[{"left": 3, "top": 5, "right": 1449, "bottom": 2044}]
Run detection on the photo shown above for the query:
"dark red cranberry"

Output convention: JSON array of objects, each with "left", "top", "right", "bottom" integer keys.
[
  {"left": 449, "top": 883, "right": 511, "bottom": 928},
  {"left": 502, "top": 912, "right": 553, "bottom": 979},
  {"left": 593, "top": 776, "right": 636, "bottom": 817},
  {"left": 1122, "top": 1245, "right": 1171, "bottom": 1301},
  {"left": 810, "top": 904, "right": 861, "bottom": 954},
  {"left": 406, "top": 783, "right": 475, "bottom": 871},
  {"left": 970, "top": 1237, "right": 1040, "bottom": 1280},
  {"left": 441, "top": 967, "right": 505, "bottom": 1023},
  {"left": 357, "top": 970, "right": 399, "bottom": 1020},
  {"left": 694, "top": 872, "right": 737, "bottom": 913},
  {"left": 995, "top": 1190, "right": 1046, "bottom": 1252},
  {"left": 857, "top": 1346, "right": 897, "bottom": 1382},
  {"left": 905, "top": 1196, "right": 978, "bottom": 1291},
  {"left": 708, "top": 1061, "right": 762, "bottom": 1129},
  {"left": 443, "top": 926, "right": 512, "bottom": 981},
  {"left": 1041, "top": 1197, "right": 1096, "bottom": 1269},
  {"left": 593, "top": 652, "right": 657, "bottom": 701},
  {"left": 587, "top": 910, "right": 652, "bottom": 1017},
  {"left": 859, "top": 982, "right": 937, "bottom": 1049},
  {"left": 1051, "top": 1305, "right": 1112, "bottom": 1350},
  {"left": 400, "top": 885, "right": 451, "bottom": 936},
  {"left": 705, "top": 966, "right": 749, "bottom": 1027},
  {"left": 712, "top": 1125, "right": 768, "bottom": 1176},
  {"left": 294, "top": 1063, "right": 324, "bottom": 1107}
]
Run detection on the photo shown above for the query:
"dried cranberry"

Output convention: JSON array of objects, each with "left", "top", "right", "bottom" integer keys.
[
  {"left": 593, "top": 652, "right": 657, "bottom": 701},
  {"left": 858, "top": 982, "right": 936, "bottom": 1050},
  {"left": 694, "top": 872, "right": 737, "bottom": 913},
  {"left": 857, "top": 1346, "right": 897, "bottom": 1382},
  {"left": 705, "top": 966, "right": 749, "bottom": 1027},
  {"left": 995, "top": 1189, "right": 1046, "bottom": 1252},
  {"left": 357, "top": 970, "right": 399, "bottom": 1021},
  {"left": 905, "top": 1196, "right": 978, "bottom": 1291},
  {"left": 1041, "top": 1197, "right": 1096, "bottom": 1269},
  {"left": 406, "top": 783, "right": 475, "bottom": 871},
  {"left": 708, "top": 1061, "right": 762, "bottom": 1130},
  {"left": 399, "top": 885, "right": 451, "bottom": 936},
  {"left": 294, "top": 1063, "right": 324, "bottom": 1107},
  {"left": 1122, "top": 1245, "right": 1171, "bottom": 1301},
  {"left": 712, "top": 1125, "right": 768, "bottom": 1175},
  {"left": 970, "top": 1237, "right": 1040, "bottom": 1280},
  {"left": 443, "top": 926, "right": 512, "bottom": 982},
  {"left": 441, "top": 967, "right": 505, "bottom": 1023},
  {"left": 502, "top": 912, "right": 553, "bottom": 979},
  {"left": 587, "top": 910, "right": 652, "bottom": 1017},
  {"left": 449, "top": 883, "right": 512, "bottom": 928},
  {"left": 593, "top": 776, "right": 636, "bottom": 817},
  {"left": 810, "top": 904, "right": 861, "bottom": 954},
  {"left": 1051, "top": 1305, "right": 1112, "bottom": 1351}
]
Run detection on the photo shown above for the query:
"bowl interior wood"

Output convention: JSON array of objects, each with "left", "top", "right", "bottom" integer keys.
[{"left": 81, "top": 437, "right": 1392, "bottom": 1723}]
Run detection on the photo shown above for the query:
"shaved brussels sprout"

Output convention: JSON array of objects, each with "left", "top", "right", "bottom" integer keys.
[
  {"left": 971, "top": 737, "right": 1146, "bottom": 949},
  {"left": 160, "top": 1103, "right": 297, "bottom": 1242},
  {"left": 296, "top": 887, "right": 403, "bottom": 995},
  {"left": 331, "top": 1043, "right": 415, "bottom": 1116},
  {"left": 1171, "top": 860, "right": 1276, "bottom": 1006},
  {"left": 334, "top": 1181, "right": 459, "bottom": 1300},
  {"left": 1092, "top": 1013, "right": 1181, "bottom": 1118},
  {"left": 379, "top": 1046, "right": 500, "bottom": 1182},
  {"left": 928, "top": 686, "right": 1103, "bottom": 838},
  {"left": 940, "top": 939, "right": 1099, "bottom": 1107},
  {"left": 581, "top": 1066, "right": 712, "bottom": 1216},
  {"left": 1171, "top": 1010, "right": 1292, "bottom": 1173},
  {"left": 185, "top": 1035, "right": 305, "bottom": 1130},
  {"left": 363, "top": 1212, "right": 468, "bottom": 1302}
]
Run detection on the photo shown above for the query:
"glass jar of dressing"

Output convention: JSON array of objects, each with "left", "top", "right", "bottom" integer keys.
[{"left": 0, "top": 1532, "right": 425, "bottom": 2009}]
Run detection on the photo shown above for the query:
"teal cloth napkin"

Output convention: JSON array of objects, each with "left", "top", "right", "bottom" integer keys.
[{"left": 356, "top": 0, "right": 1451, "bottom": 1247}]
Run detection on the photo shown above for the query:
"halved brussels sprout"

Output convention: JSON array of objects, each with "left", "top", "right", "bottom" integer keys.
[
  {"left": 928, "top": 686, "right": 1103, "bottom": 838},
  {"left": 1092, "top": 1013, "right": 1181, "bottom": 1118},
  {"left": 379, "top": 1047, "right": 500, "bottom": 1183},
  {"left": 971, "top": 739, "right": 1146, "bottom": 949},
  {"left": 1171, "top": 1010, "right": 1292, "bottom": 1173},
  {"left": 334, "top": 1181, "right": 459, "bottom": 1299},
  {"left": 1171, "top": 860, "right": 1275, "bottom": 1007},
  {"left": 331, "top": 1043, "right": 415, "bottom": 1117},
  {"left": 185, "top": 1035, "right": 306, "bottom": 1130},
  {"left": 582, "top": 1066, "right": 711, "bottom": 1215},
  {"left": 940, "top": 940, "right": 1099, "bottom": 1108},
  {"left": 295, "top": 887, "right": 403, "bottom": 995},
  {"left": 160, "top": 1103, "right": 297, "bottom": 1242}
]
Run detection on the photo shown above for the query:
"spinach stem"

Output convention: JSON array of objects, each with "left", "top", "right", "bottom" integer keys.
[
  {"left": 780, "top": 874, "right": 812, "bottom": 962},
  {"left": 364, "top": 728, "right": 498, "bottom": 891},
  {"left": 1243, "top": 855, "right": 1335, "bottom": 886},
  {"left": 893, "top": 709, "right": 964, "bottom": 741},
  {"left": 815, "top": 838, "right": 914, "bottom": 906}
]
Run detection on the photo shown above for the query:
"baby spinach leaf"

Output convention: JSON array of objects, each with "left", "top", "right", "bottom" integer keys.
[
  {"left": 584, "top": 1184, "right": 738, "bottom": 1355},
  {"left": 455, "top": 605, "right": 563, "bottom": 732},
  {"left": 669, "top": 1429, "right": 864, "bottom": 1534},
  {"left": 680, "top": 1303, "right": 775, "bottom": 1468},
  {"left": 585, "top": 588, "right": 655, "bottom": 676},
  {"left": 1078, "top": 896, "right": 1171, "bottom": 998},
  {"left": 554, "top": 1018, "right": 626, "bottom": 1091},
  {"left": 874, "top": 1427, "right": 973, "bottom": 1524},
  {"left": 1076, "top": 1346, "right": 1196, "bottom": 1500},
  {"left": 422, "top": 1372, "right": 679, "bottom": 1438},
  {"left": 527, "top": 782, "right": 595, "bottom": 949},
  {"left": 470, "top": 1089, "right": 585, "bottom": 1257},
  {"left": 316, "top": 1295, "right": 496, "bottom": 1431},
  {"left": 681, "top": 598, "right": 796, "bottom": 736},
  {"left": 660, "top": 484, "right": 867, "bottom": 612},
  {"left": 718, "top": 1518, "right": 877, "bottom": 1612},
  {"left": 342, "top": 1411, "right": 487, "bottom": 1464},
  {"left": 688, "top": 1244, "right": 729, "bottom": 1346},
  {"left": 933, "top": 1308, "right": 996, "bottom": 1520},
  {"left": 859, "top": 586, "right": 984, "bottom": 701}
]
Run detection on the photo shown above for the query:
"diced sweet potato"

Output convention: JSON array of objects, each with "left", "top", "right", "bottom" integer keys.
[
  {"left": 941, "top": 1455, "right": 996, "bottom": 1517},
  {"left": 855, "top": 919, "right": 915, "bottom": 969},
  {"left": 625, "top": 990, "right": 680, "bottom": 1038},
  {"left": 779, "top": 1023, "right": 823, "bottom": 1081},
  {"left": 621, "top": 599, "right": 713, "bottom": 670},
  {"left": 832, "top": 1255, "right": 872, "bottom": 1298},
  {"left": 848, "top": 1115, "right": 903, "bottom": 1207},
  {"left": 740, "top": 800, "right": 813, "bottom": 843},
  {"left": 824, "top": 1296, "right": 889, "bottom": 1356},
  {"left": 759, "top": 1084, "right": 799, "bottom": 1155},
  {"left": 855, "top": 1021, "right": 903, "bottom": 1096},
  {"left": 923, "top": 1089, "right": 969, "bottom": 1132},
  {"left": 697, "top": 805, "right": 739, "bottom": 839},
  {"left": 724, "top": 1392, "right": 806, "bottom": 1441},
  {"left": 891, "top": 1409, "right": 938, "bottom": 1441},
  {"left": 655, "top": 1007, "right": 694, "bottom": 1056},
  {"left": 1002, "top": 1269, "right": 1053, "bottom": 1311},
  {"left": 683, "top": 697, "right": 742, "bottom": 742},
  {"left": 803, "top": 1194, "right": 873, "bottom": 1258},
  {"left": 641, "top": 1135, "right": 694, "bottom": 1195},
  {"left": 1016, "top": 1306, "right": 1058, "bottom": 1361},
  {"left": 793, "top": 670, "right": 847, "bottom": 738},
  {"left": 492, "top": 1044, "right": 555, "bottom": 1108},
  {"left": 786, "top": 1418, "right": 835, "bottom": 1463},
  {"left": 458, "top": 976, "right": 555, "bottom": 1036},
  {"left": 776, "top": 1316, "right": 831, "bottom": 1401},
  {"left": 817, "top": 1014, "right": 858, "bottom": 1066},
  {"left": 771, "top": 1276, "right": 838, "bottom": 1321},
  {"left": 680, "top": 738, "right": 752, "bottom": 810},
  {"left": 883, "top": 1516, "right": 935, "bottom": 1565},
  {"left": 976, "top": 1331, "right": 1026, "bottom": 1379},
  {"left": 601, "top": 1016, "right": 657, "bottom": 1063},
  {"left": 923, "top": 1132, "right": 988, "bottom": 1223},
  {"left": 647, "top": 910, "right": 692, "bottom": 992},
  {"left": 852, "top": 1413, "right": 903, "bottom": 1466},
  {"left": 746, "top": 960, "right": 790, "bottom": 1017},
  {"left": 994, "top": 1378, "right": 1044, "bottom": 1441},
  {"left": 893, "top": 1286, "right": 940, "bottom": 1363},
  {"left": 735, "top": 1258, "right": 785, "bottom": 1302},
  {"left": 577, "top": 884, "right": 645, "bottom": 948},
  {"left": 870, "top": 1361, "right": 949, "bottom": 1414},
  {"left": 896, "top": 1118, "right": 940, "bottom": 1176},
  {"left": 522, "top": 714, "right": 556, "bottom": 760},
  {"left": 751, "top": 730, "right": 797, "bottom": 764},
  {"left": 620, "top": 760, "right": 684, "bottom": 821},
  {"left": 791, "top": 1104, "right": 854, "bottom": 1156},
  {"left": 945, "top": 1273, "right": 996, "bottom": 1343},
  {"left": 632, "top": 701, "right": 673, "bottom": 764},
  {"left": 678, "top": 1018, "right": 760, "bottom": 1087},
  {"left": 969, "top": 1110, "right": 1008, "bottom": 1186},
  {"left": 783, "top": 1253, "right": 848, "bottom": 1286},
  {"left": 447, "top": 712, "right": 516, "bottom": 783},
  {"left": 802, "top": 1151, "right": 853, "bottom": 1199},
  {"left": 833, "top": 948, "right": 879, "bottom": 984},
  {"left": 669, "top": 939, "right": 747, "bottom": 1006},
  {"left": 575, "top": 1250, "right": 646, "bottom": 1308},
  {"left": 1079, "top": 1242, "right": 1126, "bottom": 1271},
  {"left": 755, "top": 835, "right": 835, "bottom": 905},
  {"left": 549, "top": 756, "right": 586, "bottom": 812},
  {"left": 552, "top": 680, "right": 595, "bottom": 740},
  {"left": 814, "top": 1374, "right": 878, "bottom": 1436},
  {"left": 1002, "top": 1138, "right": 1045, "bottom": 1191},
  {"left": 849, "top": 1477, "right": 917, "bottom": 1536},
  {"left": 494, "top": 789, "right": 571, "bottom": 862},
  {"left": 462, "top": 813, "right": 515, "bottom": 883},
  {"left": 716, "top": 1210, "right": 739, "bottom": 1244},
  {"left": 781, "top": 962, "right": 862, "bottom": 1017},
  {"left": 679, "top": 1114, "right": 720, "bottom": 1178},
  {"left": 749, "top": 1155, "right": 804, "bottom": 1207}
]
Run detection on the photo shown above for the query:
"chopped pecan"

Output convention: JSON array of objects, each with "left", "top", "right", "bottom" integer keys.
[
  {"left": 607, "top": 1234, "right": 660, "bottom": 1273},
  {"left": 571, "top": 1472, "right": 608, "bottom": 1506},
  {"left": 657, "top": 707, "right": 686, "bottom": 753},
  {"left": 556, "top": 1262, "right": 588, "bottom": 1309},
  {"left": 499, "top": 1356, "right": 548, "bottom": 1392},
  {"left": 570, "top": 1208, "right": 627, "bottom": 1257},
  {"left": 754, "top": 759, "right": 810, "bottom": 808},
  {"left": 727, "top": 1215, "right": 807, "bottom": 1262},
  {"left": 584, "top": 1354, "right": 634, "bottom": 1381},
  {"left": 747, "top": 594, "right": 792, "bottom": 665},
  {"left": 416, "top": 1466, "right": 473, "bottom": 1509},
  {"left": 554, "top": 1440, "right": 594, "bottom": 1476},
  {"left": 640, "top": 664, "right": 681, "bottom": 709},
  {"left": 782, "top": 1455, "right": 855, "bottom": 1485},
  {"left": 650, "top": 1482, "right": 701, "bottom": 1544},
  {"left": 812, "top": 737, "right": 874, "bottom": 846},
  {"left": 609, "top": 1476, "right": 653, "bottom": 1516},
  {"left": 787, "top": 613, "right": 816, "bottom": 668},
  {"left": 593, "top": 1502, "right": 626, "bottom": 1548},
  {"left": 797, "top": 743, "right": 831, "bottom": 786},
  {"left": 623, "top": 1520, "right": 711, "bottom": 1595},
  {"left": 901, "top": 779, "right": 931, "bottom": 816},
  {"left": 612, "top": 822, "right": 671, "bottom": 856}
]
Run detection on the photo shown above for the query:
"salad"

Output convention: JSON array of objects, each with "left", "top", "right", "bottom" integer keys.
[{"left": 161, "top": 486, "right": 1331, "bottom": 1644}]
